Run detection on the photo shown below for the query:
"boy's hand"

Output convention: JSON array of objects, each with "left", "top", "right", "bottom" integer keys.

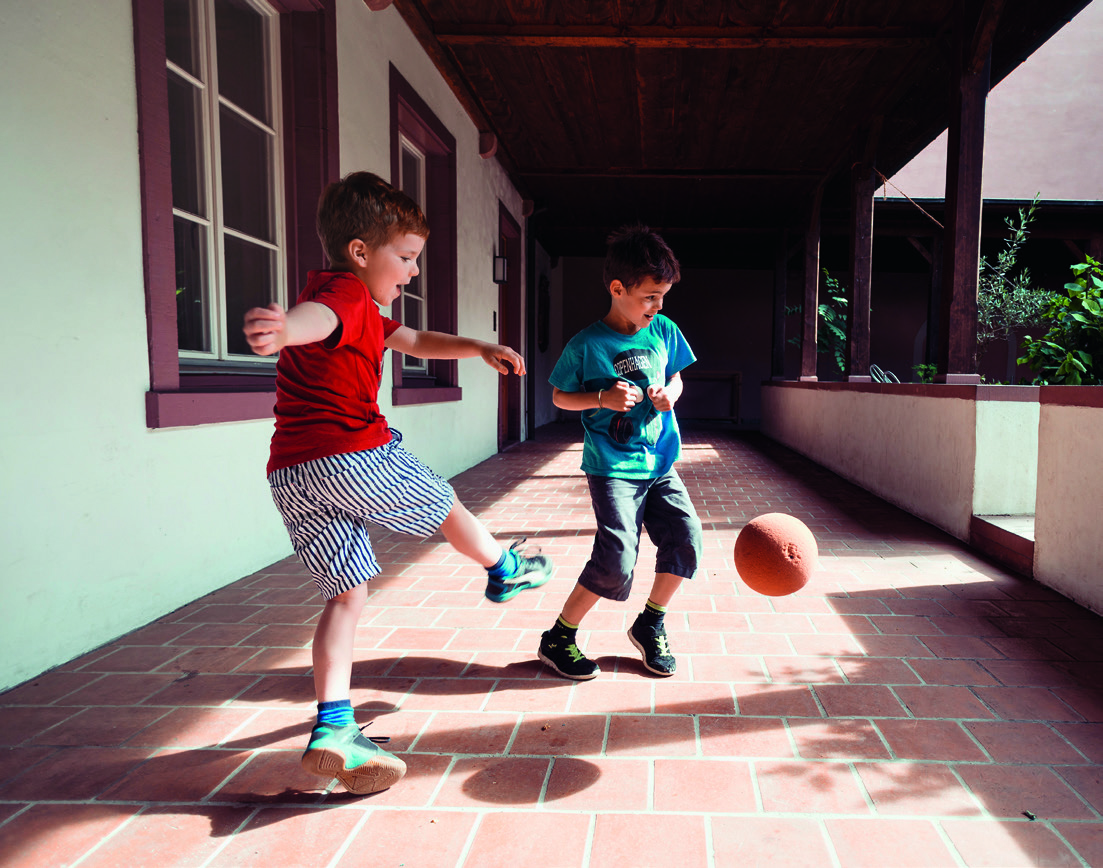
[
  {"left": 603, "top": 380, "right": 643, "bottom": 412},
  {"left": 243, "top": 303, "right": 287, "bottom": 356},
  {"left": 647, "top": 383, "right": 676, "bottom": 412},
  {"left": 481, "top": 343, "right": 526, "bottom": 376}
]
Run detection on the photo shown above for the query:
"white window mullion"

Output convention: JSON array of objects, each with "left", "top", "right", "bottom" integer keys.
[{"left": 204, "top": 0, "right": 228, "bottom": 360}]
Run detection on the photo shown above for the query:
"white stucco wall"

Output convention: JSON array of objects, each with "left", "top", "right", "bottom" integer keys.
[
  {"left": 1034, "top": 403, "right": 1103, "bottom": 614},
  {"left": 0, "top": 0, "right": 525, "bottom": 691},
  {"left": 761, "top": 386, "right": 977, "bottom": 540},
  {"left": 0, "top": 0, "right": 290, "bottom": 691},
  {"left": 336, "top": 0, "right": 526, "bottom": 475},
  {"left": 973, "top": 396, "right": 1040, "bottom": 515}
]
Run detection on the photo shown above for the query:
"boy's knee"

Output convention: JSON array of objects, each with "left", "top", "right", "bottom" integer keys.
[{"left": 327, "top": 584, "right": 367, "bottom": 609}]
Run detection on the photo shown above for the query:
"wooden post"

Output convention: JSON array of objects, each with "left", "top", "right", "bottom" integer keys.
[
  {"left": 771, "top": 231, "right": 788, "bottom": 379},
  {"left": 927, "top": 234, "right": 943, "bottom": 369},
  {"left": 847, "top": 160, "right": 876, "bottom": 381},
  {"left": 937, "top": 4, "right": 991, "bottom": 384},
  {"left": 800, "top": 190, "right": 822, "bottom": 381}
]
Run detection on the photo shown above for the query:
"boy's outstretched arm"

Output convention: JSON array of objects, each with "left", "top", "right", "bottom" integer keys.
[
  {"left": 385, "top": 325, "right": 525, "bottom": 375},
  {"left": 243, "top": 302, "right": 339, "bottom": 356}
]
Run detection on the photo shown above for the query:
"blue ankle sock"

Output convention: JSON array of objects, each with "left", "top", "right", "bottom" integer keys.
[
  {"left": 487, "top": 548, "right": 519, "bottom": 578},
  {"left": 317, "top": 699, "right": 355, "bottom": 727}
]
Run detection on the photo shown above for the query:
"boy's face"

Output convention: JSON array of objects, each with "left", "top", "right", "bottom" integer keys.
[
  {"left": 347, "top": 232, "right": 425, "bottom": 307},
  {"left": 604, "top": 276, "right": 672, "bottom": 335}
]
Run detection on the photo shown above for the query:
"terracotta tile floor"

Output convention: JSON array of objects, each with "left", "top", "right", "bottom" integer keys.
[{"left": 2, "top": 423, "right": 1102, "bottom": 867}]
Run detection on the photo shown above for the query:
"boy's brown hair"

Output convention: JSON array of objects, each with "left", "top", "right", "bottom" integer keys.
[
  {"left": 602, "top": 223, "right": 681, "bottom": 291},
  {"left": 316, "top": 171, "right": 430, "bottom": 266}
]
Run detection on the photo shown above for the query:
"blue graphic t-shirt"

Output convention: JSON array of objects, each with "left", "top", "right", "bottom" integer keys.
[{"left": 550, "top": 314, "right": 696, "bottom": 479}]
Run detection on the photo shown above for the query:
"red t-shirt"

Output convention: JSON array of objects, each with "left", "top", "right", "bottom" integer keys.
[{"left": 267, "top": 270, "right": 402, "bottom": 474}]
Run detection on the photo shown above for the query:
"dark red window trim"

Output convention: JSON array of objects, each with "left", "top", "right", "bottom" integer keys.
[
  {"left": 389, "top": 63, "right": 461, "bottom": 406},
  {"left": 134, "top": 0, "right": 338, "bottom": 427}
]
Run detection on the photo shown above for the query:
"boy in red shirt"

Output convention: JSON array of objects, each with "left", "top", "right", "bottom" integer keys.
[{"left": 243, "top": 172, "right": 552, "bottom": 795}]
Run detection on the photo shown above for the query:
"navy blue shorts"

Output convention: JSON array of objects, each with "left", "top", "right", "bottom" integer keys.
[{"left": 578, "top": 468, "right": 702, "bottom": 601}]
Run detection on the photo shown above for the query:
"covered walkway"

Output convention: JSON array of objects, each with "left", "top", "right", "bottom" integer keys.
[{"left": 2, "top": 423, "right": 1101, "bottom": 867}]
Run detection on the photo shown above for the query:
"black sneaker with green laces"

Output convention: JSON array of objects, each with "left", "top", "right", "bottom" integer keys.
[
  {"left": 301, "top": 722, "right": 406, "bottom": 795},
  {"left": 538, "top": 630, "right": 600, "bottom": 680},
  {"left": 628, "top": 613, "right": 677, "bottom": 676}
]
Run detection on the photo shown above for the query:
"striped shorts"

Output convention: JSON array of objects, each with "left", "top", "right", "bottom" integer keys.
[{"left": 267, "top": 431, "right": 455, "bottom": 600}]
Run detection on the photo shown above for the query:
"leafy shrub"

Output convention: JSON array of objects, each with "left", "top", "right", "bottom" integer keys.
[
  {"left": 977, "top": 195, "right": 1057, "bottom": 352},
  {"left": 786, "top": 269, "right": 849, "bottom": 374},
  {"left": 1018, "top": 257, "right": 1103, "bottom": 385},
  {"left": 912, "top": 363, "right": 937, "bottom": 383}
]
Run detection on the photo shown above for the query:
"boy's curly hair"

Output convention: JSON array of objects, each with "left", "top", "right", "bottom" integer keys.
[
  {"left": 316, "top": 171, "right": 430, "bottom": 266},
  {"left": 602, "top": 224, "right": 681, "bottom": 291}
]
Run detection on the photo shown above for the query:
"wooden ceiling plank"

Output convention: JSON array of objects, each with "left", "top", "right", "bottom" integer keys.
[{"left": 433, "top": 24, "right": 933, "bottom": 49}]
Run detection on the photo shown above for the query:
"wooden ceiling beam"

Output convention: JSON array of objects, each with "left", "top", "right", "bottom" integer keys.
[
  {"left": 968, "top": 0, "right": 1008, "bottom": 74},
  {"left": 520, "top": 170, "right": 823, "bottom": 180},
  {"left": 390, "top": 1, "right": 518, "bottom": 175},
  {"left": 434, "top": 25, "right": 935, "bottom": 50}
]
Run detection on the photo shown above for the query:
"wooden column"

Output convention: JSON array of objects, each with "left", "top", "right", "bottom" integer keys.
[
  {"left": 926, "top": 235, "right": 943, "bottom": 367},
  {"left": 847, "top": 161, "right": 876, "bottom": 381},
  {"left": 800, "top": 190, "right": 822, "bottom": 381},
  {"left": 771, "top": 231, "right": 788, "bottom": 379},
  {"left": 937, "top": 4, "right": 992, "bottom": 384}
]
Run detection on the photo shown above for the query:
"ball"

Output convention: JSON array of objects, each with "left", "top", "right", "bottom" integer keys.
[{"left": 734, "top": 513, "right": 818, "bottom": 596}]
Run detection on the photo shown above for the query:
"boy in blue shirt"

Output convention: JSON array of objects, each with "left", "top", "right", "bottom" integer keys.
[{"left": 542, "top": 225, "right": 702, "bottom": 679}]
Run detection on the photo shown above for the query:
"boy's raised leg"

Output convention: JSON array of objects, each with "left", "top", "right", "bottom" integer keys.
[{"left": 438, "top": 499, "right": 553, "bottom": 602}]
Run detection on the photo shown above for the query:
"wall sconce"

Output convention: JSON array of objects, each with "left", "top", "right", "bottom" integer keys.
[{"left": 493, "top": 254, "right": 508, "bottom": 284}]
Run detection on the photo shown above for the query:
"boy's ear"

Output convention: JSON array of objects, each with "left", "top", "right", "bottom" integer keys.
[
  {"left": 345, "top": 237, "right": 369, "bottom": 266},
  {"left": 609, "top": 279, "right": 626, "bottom": 296}
]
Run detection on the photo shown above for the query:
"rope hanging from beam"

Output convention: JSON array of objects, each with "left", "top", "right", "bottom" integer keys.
[{"left": 874, "top": 168, "right": 944, "bottom": 230}]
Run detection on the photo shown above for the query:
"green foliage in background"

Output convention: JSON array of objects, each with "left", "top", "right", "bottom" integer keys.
[
  {"left": 1018, "top": 257, "right": 1103, "bottom": 385},
  {"left": 977, "top": 195, "right": 1057, "bottom": 353},
  {"left": 912, "top": 363, "right": 937, "bottom": 384},
  {"left": 786, "top": 269, "right": 849, "bottom": 374}
]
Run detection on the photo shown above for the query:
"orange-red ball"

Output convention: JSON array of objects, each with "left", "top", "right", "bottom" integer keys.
[{"left": 734, "top": 513, "right": 818, "bottom": 596}]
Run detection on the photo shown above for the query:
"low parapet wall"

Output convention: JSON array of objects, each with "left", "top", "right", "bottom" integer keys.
[
  {"left": 762, "top": 381, "right": 1103, "bottom": 614},
  {"left": 1035, "top": 388, "right": 1103, "bottom": 615}
]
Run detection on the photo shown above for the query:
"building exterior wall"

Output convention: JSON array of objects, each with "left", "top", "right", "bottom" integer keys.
[
  {"left": 0, "top": 0, "right": 523, "bottom": 690},
  {"left": 884, "top": 0, "right": 1103, "bottom": 201}
]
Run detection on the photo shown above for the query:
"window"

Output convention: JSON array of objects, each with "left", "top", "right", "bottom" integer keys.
[
  {"left": 135, "top": 0, "right": 337, "bottom": 427},
  {"left": 389, "top": 64, "right": 461, "bottom": 405},
  {"left": 397, "top": 136, "right": 428, "bottom": 375},
  {"left": 166, "top": 0, "right": 283, "bottom": 364}
]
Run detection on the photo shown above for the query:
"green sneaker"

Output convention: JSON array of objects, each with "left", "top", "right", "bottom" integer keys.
[
  {"left": 538, "top": 630, "right": 599, "bottom": 680},
  {"left": 485, "top": 540, "right": 554, "bottom": 603},
  {"left": 301, "top": 722, "right": 406, "bottom": 795}
]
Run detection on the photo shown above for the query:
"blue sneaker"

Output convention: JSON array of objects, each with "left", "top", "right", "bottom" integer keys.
[
  {"left": 485, "top": 540, "right": 553, "bottom": 603},
  {"left": 301, "top": 722, "right": 406, "bottom": 795}
]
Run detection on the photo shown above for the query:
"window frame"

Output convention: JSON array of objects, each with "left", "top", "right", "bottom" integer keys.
[
  {"left": 135, "top": 0, "right": 337, "bottom": 428},
  {"left": 171, "top": 0, "right": 287, "bottom": 365},
  {"left": 397, "top": 133, "right": 429, "bottom": 375},
  {"left": 389, "top": 63, "right": 461, "bottom": 406}
]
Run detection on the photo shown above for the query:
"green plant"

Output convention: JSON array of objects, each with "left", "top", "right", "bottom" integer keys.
[
  {"left": 977, "top": 195, "right": 1056, "bottom": 351},
  {"left": 1018, "top": 257, "right": 1103, "bottom": 385},
  {"left": 912, "top": 363, "right": 937, "bottom": 383},
  {"left": 786, "top": 269, "right": 849, "bottom": 374}
]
